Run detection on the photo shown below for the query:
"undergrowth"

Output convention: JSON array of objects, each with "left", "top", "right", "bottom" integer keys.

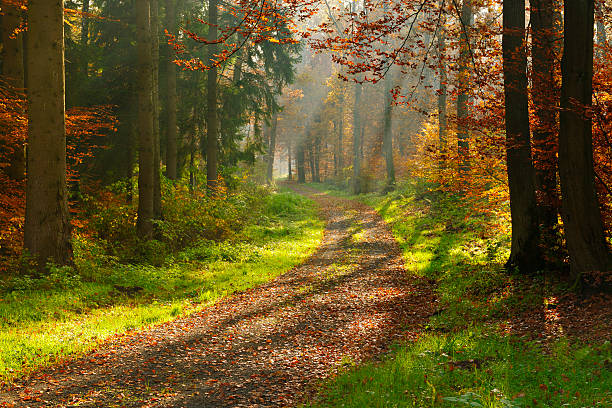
[
  {"left": 0, "top": 183, "right": 324, "bottom": 385},
  {"left": 305, "top": 181, "right": 612, "bottom": 407}
]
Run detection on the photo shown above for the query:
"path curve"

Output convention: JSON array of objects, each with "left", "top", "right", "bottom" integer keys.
[{"left": 1, "top": 186, "right": 435, "bottom": 408}]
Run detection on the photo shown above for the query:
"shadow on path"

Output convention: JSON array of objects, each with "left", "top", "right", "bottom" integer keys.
[{"left": 0, "top": 184, "right": 435, "bottom": 408}]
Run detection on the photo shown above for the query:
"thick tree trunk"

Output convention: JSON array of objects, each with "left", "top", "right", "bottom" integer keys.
[
  {"left": 165, "top": 0, "right": 178, "bottom": 180},
  {"left": 297, "top": 141, "right": 306, "bottom": 183},
  {"left": 531, "top": 0, "right": 560, "bottom": 238},
  {"left": 382, "top": 72, "right": 395, "bottom": 187},
  {"left": 266, "top": 113, "right": 278, "bottom": 183},
  {"left": 352, "top": 82, "right": 362, "bottom": 194},
  {"left": 136, "top": 0, "right": 155, "bottom": 239},
  {"left": 206, "top": 0, "right": 219, "bottom": 191},
  {"left": 457, "top": 0, "right": 472, "bottom": 172},
  {"left": 1, "top": 0, "right": 26, "bottom": 181},
  {"left": 24, "top": 0, "right": 73, "bottom": 266},
  {"left": 151, "top": 0, "right": 162, "bottom": 219},
  {"left": 503, "top": 0, "right": 541, "bottom": 272},
  {"left": 559, "top": 0, "right": 612, "bottom": 284}
]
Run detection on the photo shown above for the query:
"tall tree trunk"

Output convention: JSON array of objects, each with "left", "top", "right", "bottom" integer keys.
[
  {"left": 136, "top": 0, "right": 155, "bottom": 239},
  {"left": 531, "top": 0, "right": 560, "bottom": 238},
  {"left": 297, "top": 141, "right": 306, "bottom": 183},
  {"left": 457, "top": 0, "right": 472, "bottom": 172},
  {"left": 352, "top": 82, "right": 362, "bottom": 194},
  {"left": 503, "top": 0, "right": 541, "bottom": 272},
  {"left": 266, "top": 113, "right": 277, "bottom": 183},
  {"left": 437, "top": 21, "right": 447, "bottom": 153},
  {"left": 165, "top": 0, "right": 178, "bottom": 180},
  {"left": 24, "top": 0, "right": 73, "bottom": 266},
  {"left": 151, "top": 0, "right": 162, "bottom": 219},
  {"left": 337, "top": 105, "right": 344, "bottom": 174},
  {"left": 206, "top": 0, "right": 219, "bottom": 191},
  {"left": 559, "top": 0, "right": 612, "bottom": 284},
  {"left": 287, "top": 138, "right": 292, "bottom": 180},
  {"left": 308, "top": 143, "right": 316, "bottom": 182},
  {"left": 1, "top": 0, "right": 26, "bottom": 181},
  {"left": 80, "top": 0, "right": 90, "bottom": 84},
  {"left": 382, "top": 72, "right": 396, "bottom": 187},
  {"left": 314, "top": 136, "right": 321, "bottom": 182}
]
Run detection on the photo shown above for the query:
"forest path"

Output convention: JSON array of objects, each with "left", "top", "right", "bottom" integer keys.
[{"left": 0, "top": 185, "right": 435, "bottom": 408}]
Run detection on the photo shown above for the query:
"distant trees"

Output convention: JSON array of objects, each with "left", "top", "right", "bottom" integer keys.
[{"left": 23, "top": 0, "right": 73, "bottom": 266}]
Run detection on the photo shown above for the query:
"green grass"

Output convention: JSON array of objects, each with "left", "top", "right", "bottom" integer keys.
[
  {"left": 0, "top": 189, "right": 324, "bottom": 385},
  {"left": 305, "top": 181, "right": 612, "bottom": 407}
]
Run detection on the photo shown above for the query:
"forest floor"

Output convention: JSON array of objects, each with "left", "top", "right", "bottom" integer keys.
[{"left": 0, "top": 184, "right": 436, "bottom": 407}]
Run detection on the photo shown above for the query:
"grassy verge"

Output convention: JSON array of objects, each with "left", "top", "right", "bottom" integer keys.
[
  {"left": 0, "top": 188, "right": 324, "bottom": 385},
  {"left": 305, "top": 181, "right": 612, "bottom": 407}
]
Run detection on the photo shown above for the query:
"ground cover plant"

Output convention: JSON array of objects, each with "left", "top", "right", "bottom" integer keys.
[
  {"left": 0, "top": 184, "right": 323, "bottom": 385},
  {"left": 305, "top": 181, "right": 612, "bottom": 407}
]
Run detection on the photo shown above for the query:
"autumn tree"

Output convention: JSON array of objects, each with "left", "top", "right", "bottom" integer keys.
[
  {"left": 1, "top": 0, "right": 25, "bottom": 181},
  {"left": 23, "top": 0, "right": 73, "bottom": 266}
]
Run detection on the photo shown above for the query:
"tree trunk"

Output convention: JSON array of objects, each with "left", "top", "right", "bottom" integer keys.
[
  {"left": 337, "top": 93, "right": 344, "bottom": 175},
  {"left": 1, "top": 0, "right": 26, "bottom": 181},
  {"left": 559, "top": 0, "right": 612, "bottom": 284},
  {"left": 352, "top": 82, "right": 362, "bottom": 194},
  {"left": 297, "top": 141, "right": 306, "bottom": 183},
  {"left": 437, "top": 21, "right": 447, "bottom": 153},
  {"left": 596, "top": 3, "right": 607, "bottom": 59},
  {"left": 151, "top": 0, "right": 162, "bottom": 219},
  {"left": 136, "top": 0, "right": 155, "bottom": 239},
  {"left": 457, "top": 0, "right": 472, "bottom": 172},
  {"left": 314, "top": 136, "right": 321, "bottom": 182},
  {"left": 80, "top": 0, "right": 90, "bottom": 82},
  {"left": 24, "top": 0, "right": 73, "bottom": 266},
  {"left": 165, "top": 0, "right": 178, "bottom": 180},
  {"left": 503, "top": 0, "right": 541, "bottom": 272},
  {"left": 206, "top": 0, "right": 219, "bottom": 191},
  {"left": 382, "top": 72, "right": 395, "bottom": 187},
  {"left": 266, "top": 113, "right": 277, "bottom": 183},
  {"left": 287, "top": 138, "right": 292, "bottom": 180},
  {"left": 531, "top": 0, "right": 560, "bottom": 238}
]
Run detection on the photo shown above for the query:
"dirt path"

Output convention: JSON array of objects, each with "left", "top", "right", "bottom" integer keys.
[{"left": 1, "top": 186, "right": 435, "bottom": 408}]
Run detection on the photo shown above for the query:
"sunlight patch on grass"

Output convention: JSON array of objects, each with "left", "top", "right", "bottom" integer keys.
[{"left": 0, "top": 189, "right": 324, "bottom": 384}]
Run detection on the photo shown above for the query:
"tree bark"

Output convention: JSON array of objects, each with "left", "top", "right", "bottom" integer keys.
[
  {"left": 287, "top": 138, "right": 292, "bottom": 180},
  {"left": 503, "top": 0, "right": 541, "bottom": 272},
  {"left": 531, "top": 0, "right": 560, "bottom": 238},
  {"left": 151, "top": 0, "right": 162, "bottom": 219},
  {"left": 136, "top": 0, "right": 155, "bottom": 239},
  {"left": 297, "top": 140, "right": 305, "bottom": 183},
  {"left": 352, "top": 82, "right": 362, "bottom": 194},
  {"left": 266, "top": 113, "right": 278, "bottom": 183},
  {"left": 457, "top": 0, "right": 472, "bottom": 172},
  {"left": 382, "top": 71, "right": 395, "bottom": 187},
  {"left": 559, "top": 0, "right": 612, "bottom": 283},
  {"left": 165, "top": 0, "right": 178, "bottom": 180},
  {"left": 437, "top": 21, "right": 447, "bottom": 153},
  {"left": 24, "top": 0, "right": 73, "bottom": 266},
  {"left": 1, "top": 0, "right": 26, "bottom": 181},
  {"left": 80, "top": 0, "right": 90, "bottom": 81},
  {"left": 206, "top": 0, "right": 219, "bottom": 191}
]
